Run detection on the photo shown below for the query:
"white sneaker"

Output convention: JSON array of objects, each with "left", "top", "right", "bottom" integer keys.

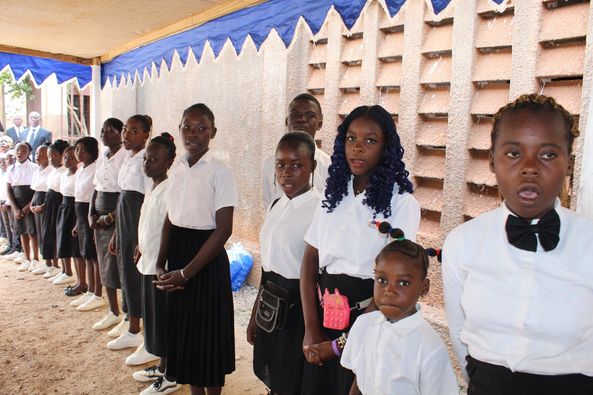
[
  {"left": 13, "top": 252, "right": 26, "bottom": 263},
  {"left": 43, "top": 267, "right": 61, "bottom": 278},
  {"left": 70, "top": 292, "right": 93, "bottom": 307},
  {"left": 77, "top": 295, "right": 106, "bottom": 311},
  {"left": 46, "top": 270, "right": 62, "bottom": 281},
  {"left": 52, "top": 273, "right": 75, "bottom": 285},
  {"left": 133, "top": 365, "right": 164, "bottom": 382},
  {"left": 93, "top": 312, "right": 122, "bottom": 331},
  {"left": 31, "top": 264, "right": 50, "bottom": 275},
  {"left": 17, "top": 260, "right": 31, "bottom": 272},
  {"left": 106, "top": 331, "right": 143, "bottom": 350},
  {"left": 108, "top": 317, "right": 129, "bottom": 338},
  {"left": 126, "top": 343, "right": 159, "bottom": 366},
  {"left": 140, "top": 377, "right": 181, "bottom": 394},
  {"left": 4, "top": 251, "right": 20, "bottom": 260}
]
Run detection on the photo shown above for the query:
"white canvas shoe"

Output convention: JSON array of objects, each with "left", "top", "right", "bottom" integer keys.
[
  {"left": 92, "top": 312, "right": 122, "bottom": 331},
  {"left": 44, "top": 267, "right": 61, "bottom": 279},
  {"left": 140, "top": 377, "right": 181, "bottom": 394},
  {"left": 52, "top": 273, "right": 75, "bottom": 285},
  {"left": 106, "top": 331, "right": 143, "bottom": 350},
  {"left": 107, "top": 317, "right": 129, "bottom": 338},
  {"left": 31, "top": 264, "right": 50, "bottom": 275},
  {"left": 17, "top": 260, "right": 31, "bottom": 272},
  {"left": 125, "top": 343, "right": 159, "bottom": 366},
  {"left": 13, "top": 252, "right": 26, "bottom": 263},
  {"left": 70, "top": 292, "right": 93, "bottom": 307},
  {"left": 77, "top": 295, "right": 106, "bottom": 311},
  {"left": 133, "top": 365, "right": 164, "bottom": 382}
]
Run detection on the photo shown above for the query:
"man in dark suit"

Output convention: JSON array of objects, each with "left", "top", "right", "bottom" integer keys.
[
  {"left": 4, "top": 115, "right": 25, "bottom": 143},
  {"left": 22, "top": 112, "right": 52, "bottom": 162}
]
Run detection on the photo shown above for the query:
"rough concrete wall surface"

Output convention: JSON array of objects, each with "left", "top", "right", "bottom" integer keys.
[{"left": 101, "top": 0, "right": 593, "bottom": 308}]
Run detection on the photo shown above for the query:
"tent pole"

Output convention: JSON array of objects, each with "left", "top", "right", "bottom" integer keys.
[{"left": 90, "top": 64, "right": 101, "bottom": 138}]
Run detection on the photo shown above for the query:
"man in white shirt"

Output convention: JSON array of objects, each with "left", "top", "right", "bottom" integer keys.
[
  {"left": 261, "top": 93, "right": 331, "bottom": 209},
  {"left": 22, "top": 112, "right": 52, "bottom": 162}
]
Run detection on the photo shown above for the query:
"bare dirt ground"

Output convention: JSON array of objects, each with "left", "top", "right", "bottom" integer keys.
[{"left": 0, "top": 257, "right": 266, "bottom": 395}]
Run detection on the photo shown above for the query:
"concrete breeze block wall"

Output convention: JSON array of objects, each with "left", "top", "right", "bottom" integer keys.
[{"left": 100, "top": 0, "right": 593, "bottom": 309}]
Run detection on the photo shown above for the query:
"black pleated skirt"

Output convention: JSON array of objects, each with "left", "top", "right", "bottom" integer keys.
[
  {"left": 13, "top": 185, "right": 36, "bottom": 236},
  {"left": 74, "top": 202, "right": 96, "bottom": 259},
  {"left": 94, "top": 191, "right": 120, "bottom": 289},
  {"left": 41, "top": 189, "right": 62, "bottom": 259},
  {"left": 56, "top": 196, "right": 80, "bottom": 258},
  {"left": 300, "top": 272, "right": 374, "bottom": 395},
  {"left": 32, "top": 191, "right": 46, "bottom": 248},
  {"left": 166, "top": 225, "right": 235, "bottom": 387},
  {"left": 142, "top": 274, "right": 167, "bottom": 358},
  {"left": 254, "top": 270, "right": 304, "bottom": 395},
  {"left": 115, "top": 190, "right": 144, "bottom": 318}
]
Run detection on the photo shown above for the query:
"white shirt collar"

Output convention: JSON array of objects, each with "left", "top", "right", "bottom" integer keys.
[
  {"left": 501, "top": 198, "right": 562, "bottom": 225},
  {"left": 184, "top": 149, "right": 213, "bottom": 167},
  {"left": 374, "top": 304, "right": 424, "bottom": 336}
]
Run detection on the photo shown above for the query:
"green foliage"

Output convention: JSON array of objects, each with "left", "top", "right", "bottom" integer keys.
[{"left": 0, "top": 71, "right": 35, "bottom": 100}]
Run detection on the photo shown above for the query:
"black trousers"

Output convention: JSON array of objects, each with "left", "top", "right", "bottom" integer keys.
[{"left": 467, "top": 356, "right": 593, "bottom": 395}]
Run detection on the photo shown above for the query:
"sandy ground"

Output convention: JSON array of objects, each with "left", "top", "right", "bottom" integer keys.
[{"left": 0, "top": 256, "right": 266, "bottom": 395}]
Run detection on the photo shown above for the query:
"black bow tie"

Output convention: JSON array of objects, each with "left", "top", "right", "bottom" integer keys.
[{"left": 505, "top": 209, "right": 560, "bottom": 252}]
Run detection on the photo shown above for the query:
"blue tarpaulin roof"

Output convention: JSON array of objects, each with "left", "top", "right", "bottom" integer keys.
[
  {"left": 101, "top": 0, "right": 506, "bottom": 87},
  {"left": 1, "top": 0, "right": 506, "bottom": 88},
  {"left": 0, "top": 51, "right": 92, "bottom": 88}
]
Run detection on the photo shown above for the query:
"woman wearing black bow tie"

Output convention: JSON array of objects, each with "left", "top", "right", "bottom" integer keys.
[{"left": 442, "top": 94, "right": 593, "bottom": 395}]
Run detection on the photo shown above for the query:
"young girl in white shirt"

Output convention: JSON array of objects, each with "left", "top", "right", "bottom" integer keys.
[
  {"left": 70, "top": 137, "right": 103, "bottom": 310},
  {"left": 300, "top": 105, "right": 420, "bottom": 395},
  {"left": 154, "top": 103, "right": 237, "bottom": 395},
  {"left": 7, "top": 142, "right": 39, "bottom": 271},
  {"left": 56, "top": 146, "right": 84, "bottom": 289},
  {"left": 29, "top": 144, "right": 53, "bottom": 275},
  {"left": 341, "top": 228, "right": 458, "bottom": 395},
  {"left": 247, "top": 131, "right": 320, "bottom": 395},
  {"left": 42, "top": 140, "right": 70, "bottom": 281},
  {"left": 133, "top": 133, "right": 179, "bottom": 394},
  {"left": 89, "top": 118, "right": 126, "bottom": 332},
  {"left": 442, "top": 94, "right": 593, "bottom": 395},
  {"left": 107, "top": 115, "right": 152, "bottom": 351}
]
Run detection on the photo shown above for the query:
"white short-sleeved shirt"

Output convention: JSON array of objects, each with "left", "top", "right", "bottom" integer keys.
[
  {"left": 75, "top": 162, "right": 96, "bottom": 203},
  {"left": 166, "top": 150, "right": 237, "bottom": 230},
  {"left": 47, "top": 166, "right": 69, "bottom": 192},
  {"left": 94, "top": 147, "right": 126, "bottom": 192},
  {"left": 442, "top": 200, "right": 593, "bottom": 377},
  {"left": 31, "top": 165, "right": 52, "bottom": 192},
  {"left": 259, "top": 189, "right": 320, "bottom": 279},
  {"left": 341, "top": 308, "right": 459, "bottom": 395},
  {"left": 0, "top": 172, "right": 8, "bottom": 201},
  {"left": 137, "top": 179, "right": 169, "bottom": 275},
  {"left": 305, "top": 178, "right": 420, "bottom": 279},
  {"left": 118, "top": 148, "right": 151, "bottom": 194},
  {"left": 262, "top": 147, "right": 331, "bottom": 210},
  {"left": 6, "top": 160, "right": 38, "bottom": 186},
  {"left": 60, "top": 171, "right": 77, "bottom": 197}
]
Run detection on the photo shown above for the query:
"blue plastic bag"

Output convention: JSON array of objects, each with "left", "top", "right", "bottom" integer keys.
[{"left": 227, "top": 242, "right": 253, "bottom": 291}]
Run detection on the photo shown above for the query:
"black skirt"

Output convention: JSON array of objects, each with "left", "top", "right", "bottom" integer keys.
[
  {"left": 142, "top": 274, "right": 168, "bottom": 358},
  {"left": 254, "top": 270, "right": 304, "bottom": 395},
  {"left": 94, "top": 191, "right": 120, "bottom": 289},
  {"left": 32, "top": 191, "right": 46, "bottom": 248},
  {"left": 300, "top": 272, "right": 374, "bottom": 395},
  {"left": 56, "top": 196, "right": 81, "bottom": 258},
  {"left": 115, "top": 190, "right": 144, "bottom": 318},
  {"left": 166, "top": 225, "right": 235, "bottom": 387},
  {"left": 13, "top": 185, "right": 36, "bottom": 236},
  {"left": 41, "top": 189, "right": 62, "bottom": 259},
  {"left": 74, "top": 202, "right": 96, "bottom": 259}
]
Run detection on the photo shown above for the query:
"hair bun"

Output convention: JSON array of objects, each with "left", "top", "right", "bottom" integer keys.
[
  {"left": 378, "top": 222, "right": 392, "bottom": 235},
  {"left": 425, "top": 248, "right": 442, "bottom": 263},
  {"left": 389, "top": 228, "right": 405, "bottom": 240},
  {"left": 143, "top": 115, "right": 153, "bottom": 129},
  {"left": 160, "top": 132, "right": 174, "bottom": 142}
]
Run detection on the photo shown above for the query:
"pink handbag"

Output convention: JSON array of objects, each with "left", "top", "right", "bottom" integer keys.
[{"left": 320, "top": 288, "right": 351, "bottom": 330}]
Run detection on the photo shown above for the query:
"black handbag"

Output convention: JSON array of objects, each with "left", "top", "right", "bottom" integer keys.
[{"left": 255, "top": 280, "right": 291, "bottom": 333}]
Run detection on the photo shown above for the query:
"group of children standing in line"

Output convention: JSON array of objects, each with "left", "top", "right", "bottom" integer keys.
[
  {"left": 3, "top": 91, "right": 592, "bottom": 395},
  {"left": 246, "top": 92, "right": 593, "bottom": 395}
]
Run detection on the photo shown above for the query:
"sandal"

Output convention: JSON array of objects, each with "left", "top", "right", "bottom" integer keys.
[{"left": 64, "top": 287, "right": 85, "bottom": 297}]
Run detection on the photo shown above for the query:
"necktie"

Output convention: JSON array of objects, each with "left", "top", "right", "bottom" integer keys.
[{"left": 505, "top": 209, "right": 560, "bottom": 252}]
